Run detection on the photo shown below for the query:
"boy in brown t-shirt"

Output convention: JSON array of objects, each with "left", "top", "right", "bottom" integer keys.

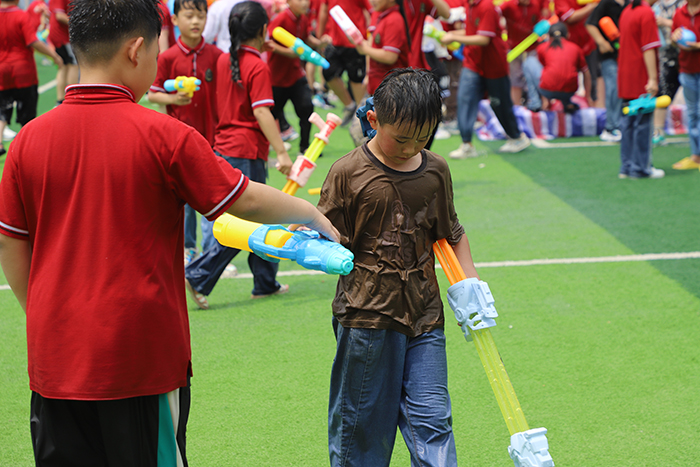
[{"left": 318, "top": 68, "right": 480, "bottom": 466}]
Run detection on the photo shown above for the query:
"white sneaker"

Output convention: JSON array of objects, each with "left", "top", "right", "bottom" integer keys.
[
  {"left": 442, "top": 120, "right": 460, "bottom": 135},
  {"left": 434, "top": 125, "right": 451, "bottom": 140},
  {"left": 600, "top": 129, "right": 622, "bottom": 142},
  {"left": 341, "top": 102, "right": 358, "bottom": 127},
  {"left": 648, "top": 167, "right": 665, "bottom": 179},
  {"left": 221, "top": 264, "right": 238, "bottom": 278},
  {"left": 499, "top": 133, "right": 530, "bottom": 153},
  {"left": 3, "top": 127, "right": 17, "bottom": 141},
  {"left": 449, "top": 142, "right": 483, "bottom": 159}
]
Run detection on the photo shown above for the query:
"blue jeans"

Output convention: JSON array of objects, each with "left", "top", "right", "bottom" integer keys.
[
  {"left": 522, "top": 53, "right": 544, "bottom": 111},
  {"left": 601, "top": 58, "right": 621, "bottom": 131},
  {"left": 457, "top": 67, "right": 520, "bottom": 143},
  {"left": 200, "top": 216, "right": 216, "bottom": 252},
  {"left": 680, "top": 72, "right": 700, "bottom": 156},
  {"left": 184, "top": 204, "right": 197, "bottom": 249},
  {"left": 185, "top": 155, "right": 280, "bottom": 296},
  {"left": 329, "top": 320, "right": 457, "bottom": 467},
  {"left": 619, "top": 108, "right": 653, "bottom": 177}
]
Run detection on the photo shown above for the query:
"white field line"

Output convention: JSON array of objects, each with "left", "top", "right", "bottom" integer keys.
[
  {"left": 38, "top": 80, "right": 57, "bottom": 95},
  {"left": 1, "top": 252, "right": 698, "bottom": 290},
  {"left": 531, "top": 137, "right": 688, "bottom": 149}
]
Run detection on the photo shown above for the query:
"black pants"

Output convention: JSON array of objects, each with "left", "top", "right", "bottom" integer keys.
[{"left": 272, "top": 78, "right": 314, "bottom": 153}]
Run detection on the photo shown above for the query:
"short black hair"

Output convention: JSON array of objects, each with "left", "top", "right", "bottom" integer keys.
[
  {"left": 373, "top": 68, "right": 442, "bottom": 137},
  {"left": 174, "top": 0, "right": 208, "bottom": 15},
  {"left": 69, "top": 0, "right": 162, "bottom": 65}
]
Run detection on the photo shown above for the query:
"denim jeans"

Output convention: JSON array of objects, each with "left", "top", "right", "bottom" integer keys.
[
  {"left": 457, "top": 67, "right": 520, "bottom": 143},
  {"left": 184, "top": 204, "right": 197, "bottom": 249},
  {"left": 329, "top": 320, "right": 457, "bottom": 467},
  {"left": 680, "top": 72, "right": 700, "bottom": 156},
  {"left": 522, "top": 52, "right": 544, "bottom": 111},
  {"left": 200, "top": 216, "right": 216, "bottom": 252},
  {"left": 619, "top": 108, "right": 653, "bottom": 177},
  {"left": 600, "top": 58, "right": 621, "bottom": 131},
  {"left": 185, "top": 155, "right": 280, "bottom": 296}
]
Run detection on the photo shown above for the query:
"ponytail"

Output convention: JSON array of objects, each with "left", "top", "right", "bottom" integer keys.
[
  {"left": 395, "top": 0, "right": 412, "bottom": 50},
  {"left": 548, "top": 22, "right": 568, "bottom": 49},
  {"left": 228, "top": 1, "right": 268, "bottom": 82}
]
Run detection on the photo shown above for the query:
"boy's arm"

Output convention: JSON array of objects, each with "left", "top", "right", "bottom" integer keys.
[
  {"left": 642, "top": 48, "right": 658, "bottom": 95},
  {"left": 431, "top": 0, "right": 453, "bottom": 20},
  {"left": 0, "top": 234, "right": 31, "bottom": 313},
  {"left": 252, "top": 106, "right": 293, "bottom": 175},
  {"left": 30, "top": 40, "right": 63, "bottom": 66},
  {"left": 452, "top": 234, "right": 479, "bottom": 280},
  {"left": 441, "top": 29, "right": 491, "bottom": 46},
  {"left": 268, "top": 40, "right": 301, "bottom": 59},
  {"left": 355, "top": 38, "right": 400, "bottom": 64},
  {"left": 147, "top": 90, "right": 192, "bottom": 106}
]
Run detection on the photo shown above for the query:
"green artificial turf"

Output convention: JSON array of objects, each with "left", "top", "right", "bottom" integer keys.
[{"left": 1, "top": 56, "right": 700, "bottom": 466}]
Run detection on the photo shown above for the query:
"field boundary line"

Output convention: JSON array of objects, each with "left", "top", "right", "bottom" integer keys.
[{"left": 531, "top": 137, "right": 688, "bottom": 149}]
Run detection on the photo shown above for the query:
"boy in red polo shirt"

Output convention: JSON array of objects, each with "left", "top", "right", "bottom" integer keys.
[
  {"left": 149, "top": 0, "right": 222, "bottom": 262},
  {"left": 0, "top": 0, "right": 62, "bottom": 157},
  {"left": 554, "top": 0, "right": 597, "bottom": 104},
  {"left": 48, "top": 0, "right": 78, "bottom": 103},
  {"left": 617, "top": 0, "right": 664, "bottom": 178},
  {"left": 403, "top": 0, "right": 451, "bottom": 69},
  {"left": 0, "top": 0, "right": 339, "bottom": 463},
  {"left": 441, "top": 0, "right": 530, "bottom": 158}
]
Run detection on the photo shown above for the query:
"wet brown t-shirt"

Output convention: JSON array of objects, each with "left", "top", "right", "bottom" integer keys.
[{"left": 318, "top": 144, "right": 465, "bottom": 337}]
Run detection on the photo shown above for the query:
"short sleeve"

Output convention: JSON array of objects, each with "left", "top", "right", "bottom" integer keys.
[
  {"left": 247, "top": 62, "right": 274, "bottom": 109},
  {"left": 0, "top": 146, "right": 29, "bottom": 239},
  {"left": 555, "top": 0, "right": 575, "bottom": 21},
  {"left": 639, "top": 8, "right": 661, "bottom": 51},
  {"left": 380, "top": 14, "right": 408, "bottom": 54},
  {"left": 150, "top": 52, "right": 172, "bottom": 93},
  {"left": 476, "top": 5, "right": 500, "bottom": 37}
]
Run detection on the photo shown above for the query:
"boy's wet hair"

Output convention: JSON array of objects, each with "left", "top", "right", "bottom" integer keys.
[
  {"left": 228, "top": 1, "right": 268, "bottom": 82},
  {"left": 174, "top": 0, "right": 208, "bottom": 15},
  {"left": 69, "top": 0, "right": 162, "bottom": 64},
  {"left": 373, "top": 68, "right": 442, "bottom": 137}
]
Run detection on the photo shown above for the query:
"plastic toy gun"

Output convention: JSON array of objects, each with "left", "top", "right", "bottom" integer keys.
[
  {"left": 423, "top": 22, "right": 461, "bottom": 51},
  {"left": 272, "top": 27, "right": 329, "bottom": 69},
  {"left": 577, "top": 0, "right": 599, "bottom": 4},
  {"left": 356, "top": 97, "right": 376, "bottom": 140},
  {"left": 622, "top": 94, "right": 671, "bottom": 115},
  {"left": 36, "top": 28, "right": 49, "bottom": 43},
  {"left": 598, "top": 17, "right": 620, "bottom": 49},
  {"left": 283, "top": 112, "right": 342, "bottom": 196},
  {"left": 434, "top": 239, "right": 554, "bottom": 467},
  {"left": 507, "top": 16, "right": 558, "bottom": 63},
  {"left": 164, "top": 76, "right": 201, "bottom": 98},
  {"left": 677, "top": 27, "right": 697, "bottom": 47},
  {"left": 329, "top": 5, "right": 365, "bottom": 45},
  {"left": 213, "top": 214, "right": 353, "bottom": 275}
]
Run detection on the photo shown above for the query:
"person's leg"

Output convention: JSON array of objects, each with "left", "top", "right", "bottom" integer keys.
[
  {"left": 680, "top": 73, "right": 700, "bottom": 158},
  {"left": 485, "top": 75, "right": 521, "bottom": 139},
  {"left": 398, "top": 328, "right": 458, "bottom": 467},
  {"left": 329, "top": 319, "right": 406, "bottom": 467},
  {"left": 600, "top": 58, "right": 621, "bottom": 131},
  {"left": 289, "top": 77, "right": 314, "bottom": 153},
  {"left": 322, "top": 47, "right": 353, "bottom": 108},
  {"left": 186, "top": 241, "right": 239, "bottom": 296},
  {"left": 629, "top": 112, "right": 654, "bottom": 177},
  {"left": 0, "top": 90, "right": 11, "bottom": 154},
  {"left": 585, "top": 50, "right": 600, "bottom": 104},
  {"left": 443, "top": 58, "right": 462, "bottom": 123},
  {"left": 618, "top": 109, "right": 633, "bottom": 177},
  {"left": 456, "top": 67, "right": 483, "bottom": 144},
  {"left": 509, "top": 55, "right": 525, "bottom": 107},
  {"left": 200, "top": 216, "right": 216, "bottom": 252},
  {"left": 183, "top": 204, "right": 197, "bottom": 251},
  {"left": 522, "top": 52, "right": 543, "bottom": 111}
]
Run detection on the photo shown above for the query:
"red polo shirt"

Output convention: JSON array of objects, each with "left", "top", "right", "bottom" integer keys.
[
  {"left": 672, "top": 4, "right": 700, "bottom": 74},
  {"left": 26, "top": 0, "right": 48, "bottom": 33},
  {"left": 537, "top": 38, "right": 588, "bottom": 92},
  {"left": 404, "top": 0, "right": 438, "bottom": 68},
  {"left": 0, "top": 6, "right": 39, "bottom": 90},
  {"left": 150, "top": 37, "right": 222, "bottom": 145},
  {"left": 367, "top": 6, "right": 410, "bottom": 94},
  {"left": 499, "top": 0, "right": 544, "bottom": 52},
  {"left": 269, "top": 7, "right": 309, "bottom": 88},
  {"left": 618, "top": 2, "right": 660, "bottom": 99},
  {"left": 321, "top": 0, "right": 371, "bottom": 47},
  {"left": 47, "top": 0, "right": 69, "bottom": 48},
  {"left": 0, "top": 84, "right": 248, "bottom": 400},
  {"left": 214, "top": 46, "right": 275, "bottom": 161},
  {"left": 463, "top": 0, "right": 509, "bottom": 79},
  {"left": 554, "top": 0, "right": 596, "bottom": 56}
]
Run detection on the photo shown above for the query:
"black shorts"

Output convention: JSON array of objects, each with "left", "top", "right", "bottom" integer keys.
[
  {"left": 0, "top": 85, "right": 38, "bottom": 126},
  {"left": 658, "top": 46, "right": 681, "bottom": 99},
  {"left": 55, "top": 43, "right": 77, "bottom": 66},
  {"left": 322, "top": 45, "right": 366, "bottom": 83},
  {"left": 31, "top": 380, "right": 191, "bottom": 467}
]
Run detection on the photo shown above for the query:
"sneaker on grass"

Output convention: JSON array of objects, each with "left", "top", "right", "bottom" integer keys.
[
  {"left": 600, "top": 129, "right": 622, "bottom": 142},
  {"left": 3, "top": 126, "right": 17, "bottom": 141},
  {"left": 434, "top": 124, "right": 451, "bottom": 140},
  {"left": 340, "top": 102, "right": 357, "bottom": 127},
  {"left": 280, "top": 127, "right": 299, "bottom": 142},
  {"left": 449, "top": 142, "right": 484, "bottom": 159},
  {"left": 499, "top": 133, "right": 530, "bottom": 153}
]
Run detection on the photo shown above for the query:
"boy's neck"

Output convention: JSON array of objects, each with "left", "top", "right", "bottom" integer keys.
[
  {"left": 242, "top": 38, "right": 262, "bottom": 52},
  {"left": 180, "top": 34, "right": 202, "bottom": 50}
]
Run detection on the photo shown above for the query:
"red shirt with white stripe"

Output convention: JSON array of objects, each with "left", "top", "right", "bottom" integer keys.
[
  {"left": 462, "top": 0, "right": 509, "bottom": 79},
  {"left": 0, "top": 84, "right": 248, "bottom": 400},
  {"left": 0, "top": 6, "right": 39, "bottom": 90},
  {"left": 269, "top": 7, "right": 309, "bottom": 88},
  {"left": 367, "top": 6, "right": 409, "bottom": 95},
  {"left": 404, "top": 0, "right": 438, "bottom": 68},
  {"left": 320, "top": 0, "right": 371, "bottom": 48},
  {"left": 618, "top": 2, "right": 660, "bottom": 100},
  {"left": 47, "top": 0, "right": 69, "bottom": 47},
  {"left": 214, "top": 46, "right": 275, "bottom": 161},
  {"left": 672, "top": 4, "right": 700, "bottom": 74},
  {"left": 554, "top": 0, "right": 596, "bottom": 56},
  {"left": 150, "top": 37, "right": 222, "bottom": 145},
  {"left": 537, "top": 38, "right": 588, "bottom": 93}
]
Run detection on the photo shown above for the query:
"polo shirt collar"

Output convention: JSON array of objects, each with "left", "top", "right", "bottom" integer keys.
[
  {"left": 378, "top": 5, "right": 400, "bottom": 20},
  {"left": 284, "top": 7, "right": 299, "bottom": 20},
  {"left": 240, "top": 45, "right": 262, "bottom": 57},
  {"left": 680, "top": 3, "right": 700, "bottom": 17},
  {"left": 177, "top": 36, "right": 206, "bottom": 55},
  {"left": 64, "top": 84, "right": 136, "bottom": 103}
]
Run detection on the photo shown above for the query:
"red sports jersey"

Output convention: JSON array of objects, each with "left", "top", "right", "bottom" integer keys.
[
  {"left": 462, "top": 0, "right": 509, "bottom": 79},
  {"left": 321, "top": 0, "right": 371, "bottom": 48},
  {"left": 554, "top": 0, "right": 596, "bottom": 56},
  {"left": 48, "top": 0, "right": 69, "bottom": 47},
  {"left": 537, "top": 38, "right": 588, "bottom": 93},
  {"left": 214, "top": 46, "right": 275, "bottom": 161},
  {"left": 0, "top": 6, "right": 39, "bottom": 90},
  {"left": 150, "top": 37, "right": 222, "bottom": 145},
  {"left": 499, "top": 0, "right": 543, "bottom": 52},
  {"left": 367, "top": 6, "right": 410, "bottom": 95},
  {"left": 269, "top": 7, "right": 309, "bottom": 87},
  {"left": 404, "top": 0, "right": 437, "bottom": 68},
  {"left": 618, "top": 2, "right": 660, "bottom": 100},
  {"left": 672, "top": 4, "right": 700, "bottom": 74},
  {"left": 0, "top": 84, "right": 248, "bottom": 400}
]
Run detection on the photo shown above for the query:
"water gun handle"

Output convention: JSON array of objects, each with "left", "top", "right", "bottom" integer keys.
[
  {"left": 329, "top": 5, "right": 365, "bottom": 45},
  {"left": 164, "top": 76, "right": 201, "bottom": 98},
  {"left": 622, "top": 94, "right": 672, "bottom": 115},
  {"left": 272, "top": 27, "right": 330, "bottom": 69}
]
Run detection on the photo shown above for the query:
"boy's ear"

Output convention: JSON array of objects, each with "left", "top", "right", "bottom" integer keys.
[
  {"left": 366, "top": 109, "right": 379, "bottom": 130},
  {"left": 125, "top": 37, "right": 146, "bottom": 67}
]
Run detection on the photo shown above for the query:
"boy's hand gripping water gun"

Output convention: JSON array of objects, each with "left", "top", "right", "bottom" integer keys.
[
  {"left": 213, "top": 214, "right": 353, "bottom": 275},
  {"left": 164, "top": 76, "right": 201, "bottom": 98},
  {"left": 507, "top": 16, "right": 559, "bottom": 63},
  {"left": 329, "top": 5, "right": 365, "bottom": 45},
  {"left": 272, "top": 27, "right": 330, "bottom": 69},
  {"left": 622, "top": 94, "right": 671, "bottom": 115},
  {"left": 423, "top": 21, "right": 461, "bottom": 51},
  {"left": 598, "top": 17, "right": 620, "bottom": 49},
  {"left": 283, "top": 112, "right": 342, "bottom": 196},
  {"left": 434, "top": 239, "right": 554, "bottom": 467}
]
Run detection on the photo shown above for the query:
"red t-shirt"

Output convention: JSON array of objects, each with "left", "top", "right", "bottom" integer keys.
[
  {"left": 159, "top": 0, "right": 177, "bottom": 49},
  {"left": 462, "top": 0, "right": 509, "bottom": 79},
  {"left": 269, "top": 7, "right": 309, "bottom": 88},
  {"left": 0, "top": 6, "right": 39, "bottom": 90},
  {"left": 672, "top": 4, "right": 700, "bottom": 74},
  {"left": 537, "top": 38, "right": 588, "bottom": 92},
  {"left": 499, "top": 0, "right": 543, "bottom": 51},
  {"left": 26, "top": 0, "right": 48, "bottom": 33},
  {"left": 405, "top": 0, "right": 437, "bottom": 68},
  {"left": 0, "top": 84, "right": 248, "bottom": 400},
  {"left": 47, "top": 0, "right": 69, "bottom": 47},
  {"left": 554, "top": 0, "right": 596, "bottom": 56},
  {"left": 214, "top": 46, "right": 275, "bottom": 161},
  {"left": 367, "top": 6, "right": 410, "bottom": 95},
  {"left": 618, "top": 2, "right": 660, "bottom": 100},
  {"left": 150, "top": 37, "right": 222, "bottom": 145},
  {"left": 322, "top": 0, "right": 371, "bottom": 48}
]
